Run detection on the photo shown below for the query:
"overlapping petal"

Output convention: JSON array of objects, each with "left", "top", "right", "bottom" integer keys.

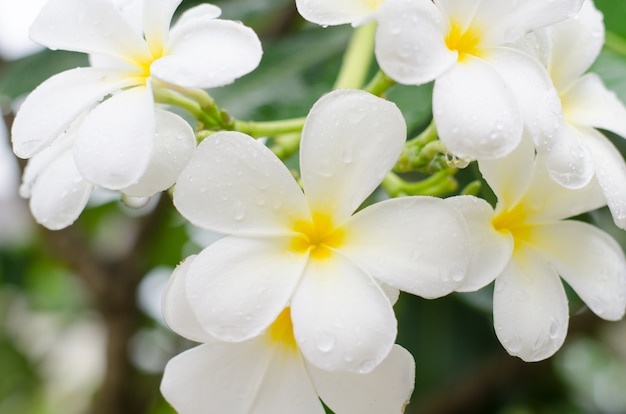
[
  {"left": 545, "top": 0, "right": 604, "bottom": 90},
  {"left": 11, "top": 67, "right": 136, "bottom": 158},
  {"left": 185, "top": 236, "right": 308, "bottom": 342},
  {"left": 161, "top": 339, "right": 323, "bottom": 414},
  {"left": 291, "top": 252, "right": 396, "bottom": 373},
  {"left": 583, "top": 127, "right": 626, "bottom": 229},
  {"left": 142, "top": 0, "right": 181, "bottom": 55},
  {"left": 493, "top": 248, "right": 569, "bottom": 362},
  {"left": 28, "top": 147, "right": 92, "bottom": 230},
  {"left": 433, "top": 56, "right": 523, "bottom": 160},
  {"left": 445, "top": 196, "right": 513, "bottom": 292},
  {"left": 300, "top": 89, "right": 406, "bottom": 223},
  {"left": 376, "top": 0, "right": 456, "bottom": 85},
  {"left": 162, "top": 255, "right": 217, "bottom": 343},
  {"left": 295, "top": 0, "right": 377, "bottom": 27},
  {"left": 562, "top": 73, "right": 626, "bottom": 138},
  {"left": 531, "top": 221, "right": 626, "bottom": 320},
  {"left": 154, "top": 18, "right": 263, "bottom": 88},
  {"left": 30, "top": 0, "right": 150, "bottom": 62},
  {"left": 309, "top": 344, "right": 415, "bottom": 414},
  {"left": 339, "top": 197, "right": 471, "bottom": 298},
  {"left": 74, "top": 86, "right": 155, "bottom": 189},
  {"left": 122, "top": 109, "right": 195, "bottom": 197},
  {"left": 174, "top": 132, "right": 309, "bottom": 236}
]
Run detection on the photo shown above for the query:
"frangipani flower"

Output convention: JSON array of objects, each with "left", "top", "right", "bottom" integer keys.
[
  {"left": 450, "top": 137, "right": 626, "bottom": 362},
  {"left": 295, "top": 0, "right": 386, "bottom": 27},
  {"left": 372, "top": 0, "right": 592, "bottom": 188},
  {"left": 11, "top": 0, "right": 261, "bottom": 200},
  {"left": 19, "top": 108, "right": 195, "bottom": 230},
  {"left": 172, "top": 89, "right": 472, "bottom": 373},
  {"left": 161, "top": 256, "right": 415, "bottom": 414},
  {"left": 518, "top": 0, "right": 626, "bottom": 229}
]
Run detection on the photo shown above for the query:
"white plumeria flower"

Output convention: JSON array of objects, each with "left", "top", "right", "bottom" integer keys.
[
  {"left": 370, "top": 0, "right": 593, "bottom": 189},
  {"left": 295, "top": 0, "right": 386, "bottom": 27},
  {"left": 11, "top": 0, "right": 262, "bottom": 196},
  {"left": 450, "top": 137, "right": 626, "bottom": 362},
  {"left": 517, "top": 0, "right": 626, "bottom": 229},
  {"left": 160, "top": 256, "right": 415, "bottom": 414},
  {"left": 19, "top": 109, "right": 195, "bottom": 230},
  {"left": 172, "top": 89, "right": 472, "bottom": 373}
]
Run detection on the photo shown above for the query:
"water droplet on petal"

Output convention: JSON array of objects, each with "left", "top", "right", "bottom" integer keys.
[{"left": 316, "top": 332, "right": 335, "bottom": 353}]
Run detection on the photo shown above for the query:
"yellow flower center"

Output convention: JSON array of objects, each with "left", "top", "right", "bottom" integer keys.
[
  {"left": 491, "top": 204, "right": 535, "bottom": 251},
  {"left": 131, "top": 38, "right": 167, "bottom": 83},
  {"left": 267, "top": 307, "right": 298, "bottom": 352},
  {"left": 289, "top": 212, "right": 345, "bottom": 260},
  {"left": 445, "top": 22, "right": 482, "bottom": 62}
]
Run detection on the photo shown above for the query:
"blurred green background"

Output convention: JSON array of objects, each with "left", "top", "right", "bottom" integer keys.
[{"left": 1, "top": 1, "right": 626, "bottom": 413}]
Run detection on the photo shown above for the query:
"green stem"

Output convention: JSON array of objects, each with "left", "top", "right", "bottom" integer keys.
[
  {"left": 364, "top": 70, "right": 396, "bottom": 96},
  {"left": 232, "top": 117, "right": 307, "bottom": 138},
  {"left": 152, "top": 88, "right": 216, "bottom": 126},
  {"left": 381, "top": 170, "right": 458, "bottom": 197},
  {"left": 270, "top": 132, "right": 301, "bottom": 160},
  {"left": 334, "top": 22, "right": 377, "bottom": 90}
]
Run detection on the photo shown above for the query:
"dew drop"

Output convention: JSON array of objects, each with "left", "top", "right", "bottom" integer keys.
[
  {"left": 316, "top": 332, "right": 335, "bottom": 353},
  {"left": 233, "top": 200, "right": 246, "bottom": 221}
]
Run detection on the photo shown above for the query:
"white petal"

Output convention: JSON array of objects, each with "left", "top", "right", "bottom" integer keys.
[
  {"left": 300, "top": 90, "right": 406, "bottom": 223},
  {"left": 433, "top": 56, "right": 523, "bottom": 160},
  {"left": 173, "top": 131, "right": 309, "bottom": 236},
  {"left": 122, "top": 110, "right": 195, "bottom": 197},
  {"left": 161, "top": 255, "right": 215, "bottom": 343},
  {"left": 142, "top": 0, "right": 181, "bottom": 55},
  {"left": 309, "top": 344, "right": 415, "bottom": 414},
  {"left": 545, "top": 0, "right": 604, "bottom": 90},
  {"left": 161, "top": 340, "right": 323, "bottom": 414},
  {"left": 583, "top": 127, "right": 626, "bottom": 229},
  {"left": 485, "top": 45, "right": 593, "bottom": 187},
  {"left": 174, "top": 4, "right": 222, "bottom": 27},
  {"left": 531, "top": 221, "right": 626, "bottom": 321},
  {"left": 434, "top": 0, "right": 481, "bottom": 32},
  {"left": 74, "top": 86, "right": 155, "bottom": 189},
  {"left": 154, "top": 18, "right": 262, "bottom": 88},
  {"left": 28, "top": 146, "right": 92, "bottom": 230},
  {"left": 375, "top": 0, "right": 456, "bottom": 85},
  {"left": 478, "top": 134, "right": 535, "bottom": 207},
  {"left": 296, "top": 0, "right": 377, "bottom": 26},
  {"left": 562, "top": 73, "right": 626, "bottom": 138},
  {"left": 30, "top": 0, "right": 150, "bottom": 62},
  {"left": 185, "top": 236, "right": 307, "bottom": 342},
  {"left": 446, "top": 196, "right": 513, "bottom": 292},
  {"left": 493, "top": 248, "right": 569, "bottom": 362},
  {"left": 475, "top": 0, "right": 584, "bottom": 45},
  {"left": 291, "top": 253, "right": 396, "bottom": 373},
  {"left": 339, "top": 197, "right": 471, "bottom": 298},
  {"left": 11, "top": 67, "right": 135, "bottom": 158}
]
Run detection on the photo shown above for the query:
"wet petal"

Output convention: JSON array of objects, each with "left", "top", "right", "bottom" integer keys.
[
  {"left": 27, "top": 146, "right": 92, "bottom": 230},
  {"left": 74, "top": 86, "right": 155, "bottom": 190},
  {"left": 376, "top": 0, "right": 456, "bottom": 85},
  {"left": 185, "top": 236, "right": 307, "bottom": 342},
  {"left": 174, "top": 3, "right": 222, "bottom": 27},
  {"left": 174, "top": 131, "right": 309, "bottom": 236},
  {"left": 339, "top": 196, "right": 471, "bottom": 298},
  {"left": 478, "top": 134, "right": 535, "bottom": 207},
  {"left": 476, "top": 0, "right": 584, "bottom": 45},
  {"left": 562, "top": 73, "right": 626, "bottom": 138},
  {"left": 11, "top": 67, "right": 135, "bottom": 158},
  {"left": 309, "top": 344, "right": 415, "bottom": 414},
  {"left": 433, "top": 56, "right": 523, "bottom": 160},
  {"left": 162, "top": 255, "right": 215, "bottom": 343},
  {"left": 30, "top": 0, "right": 150, "bottom": 62},
  {"left": 446, "top": 196, "right": 513, "bottom": 292},
  {"left": 154, "top": 17, "right": 262, "bottom": 88},
  {"left": 161, "top": 340, "right": 323, "bottom": 414},
  {"left": 122, "top": 109, "right": 195, "bottom": 197},
  {"left": 531, "top": 221, "right": 626, "bottom": 321},
  {"left": 142, "top": 0, "right": 181, "bottom": 55},
  {"left": 493, "top": 248, "right": 569, "bottom": 362},
  {"left": 582, "top": 127, "right": 626, "bottom": 229},
  {"left": 295, "top": 0, "right": 378, "bottom": 26},
  {"left": 291, "top": 253, "right": 396, "bottom": 373},
  {"left": 434, "top": 0, "right": 481, "bottom": 32},
  {"left": 300, "top": 89, "right": 406, "bottom": 223},
  {"left": 545, "top": 0, "right": 604, "bottom": 90}
]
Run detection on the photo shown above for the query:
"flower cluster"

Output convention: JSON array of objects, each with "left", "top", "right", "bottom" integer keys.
[{"left": 9, "top": 0, "right": 626, "bottom": 412}]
